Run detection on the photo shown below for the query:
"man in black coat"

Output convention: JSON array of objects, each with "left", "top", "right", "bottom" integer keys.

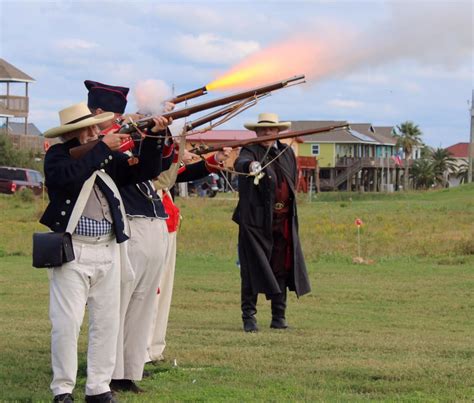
[{"left": 233, "top": 113, "right": 311, "bottom": 332}]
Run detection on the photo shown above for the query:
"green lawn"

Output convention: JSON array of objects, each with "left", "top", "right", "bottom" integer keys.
[{"left": 0, "top": 186, "right": 473, "bottom": 401}]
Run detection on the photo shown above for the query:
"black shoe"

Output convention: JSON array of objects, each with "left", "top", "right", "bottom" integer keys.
[
  {"left": 243, "top": 319, "right": 258, "bottom": 333},
  {"left": 84, "top": 391, "right": 116, "bottom": 402},
  {"left": 110, "top": 379, "right": 144, "bottom": 394},
  {"left": 142, "top": 370, "right": 152, "bottom": 378},
  {"left": 270, "top": 317, "right": 288, "bottom": 329},
  {"left": 53, "top": 393, "right": 74, "bottom": 403}
]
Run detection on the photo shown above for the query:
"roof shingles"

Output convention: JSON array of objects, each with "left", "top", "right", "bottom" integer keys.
[{"left": 0, "top": 59, "right": 35, "bottom": 82}]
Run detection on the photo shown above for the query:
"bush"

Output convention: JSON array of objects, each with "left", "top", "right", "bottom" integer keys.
[
  {"left": 14, "top": 188, "right": 35, "bottom": 203},
  {"left": 0, "top": 134, "right": 42, "bottom": 171}
]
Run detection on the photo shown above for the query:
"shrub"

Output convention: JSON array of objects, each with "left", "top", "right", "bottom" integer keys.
[
  {"left": 15, "top": 188, "right": 35, "bottom": 203},
  {"left": 456, "top": 239, "right": 474, "bottom": 255}
]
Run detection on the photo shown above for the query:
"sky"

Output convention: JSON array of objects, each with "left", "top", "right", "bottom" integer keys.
[{"left": 0, "top": 0, "right": 472, "bottom": 147}]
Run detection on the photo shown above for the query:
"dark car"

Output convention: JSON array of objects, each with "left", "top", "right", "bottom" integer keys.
[
  {"left": 187, "top": 173, "right": 221, "bottom": 197},
  {"left": 0, "top": 166, "right": 44, "bottom": 195}
]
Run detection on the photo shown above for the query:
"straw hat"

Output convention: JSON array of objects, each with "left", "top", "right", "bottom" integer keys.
[
  {"left": 244, "top": 113, "right": 291, "bottom": 131},
  {"left": 43, "top": 102, "right": 114, "bottom": 138}
]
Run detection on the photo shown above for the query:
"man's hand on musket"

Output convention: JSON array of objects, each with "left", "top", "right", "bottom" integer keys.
[
  {"left": 183, "top": 149, "right": 199, "bottom": 163},
  {"left": 102, "top": 132, "right": 132, "bottom": 151},
  {"left": 215, "top": 147, "right": 232, "bottom": 163},
  {"left": 150, "top": 116, "right": 173, "bottom": 133}
]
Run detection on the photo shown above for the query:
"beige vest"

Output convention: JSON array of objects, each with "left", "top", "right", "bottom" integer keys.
[{"left": 81, "top": 184, "right": 112, "bottom": 222}]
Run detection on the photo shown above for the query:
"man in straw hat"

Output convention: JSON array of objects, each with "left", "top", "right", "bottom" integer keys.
[
  {"left": 40, "top": 101, "right": 171, "bottom": 403},
  {"left": 233, "top": 113, "right": 311, "bottom": 333}
]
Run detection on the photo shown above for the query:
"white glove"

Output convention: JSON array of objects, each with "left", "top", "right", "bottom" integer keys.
[{"left": 249, "top": 161, "right": 262, "bottom": 175}]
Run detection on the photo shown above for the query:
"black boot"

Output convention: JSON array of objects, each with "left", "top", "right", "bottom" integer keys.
[
  {"left": 241, "top": 290, "right": 258, "bottom": 332},
  {"left": 270, "top": 288, "right": 288, "bottom": 329},
  {"left": 110, "top": 379, "right": 144, "bottom": 394},
  {"left": 85, "top": 391, "right": 117, "bottom": 402},
  {"left": 53, "top": 394, "right": 74, "bottom": 403}
]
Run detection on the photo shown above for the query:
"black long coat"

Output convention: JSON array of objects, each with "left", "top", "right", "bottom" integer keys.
[{"left": 232, "top": 142, "right": 311, "bottom": 297}]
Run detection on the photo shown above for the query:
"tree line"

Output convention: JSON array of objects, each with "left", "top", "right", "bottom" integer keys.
[
  {"left": 0, "top": 133, "right": 43, "bottom": 172},
  {"left": 393, "top": 121, "right": 471, "bottom": 190}
]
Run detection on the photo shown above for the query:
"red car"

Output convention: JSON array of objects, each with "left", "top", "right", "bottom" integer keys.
[{"left": 0, "top": 166, "right": 44, "bottom": 195}]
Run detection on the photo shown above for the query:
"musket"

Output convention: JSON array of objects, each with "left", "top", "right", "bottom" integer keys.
[
  {"left": 119, "top": 74, "right": 305, "bottom": 134},
  {"left": 70, "top": 75, "right": 305, "bottom": 159},
  {"left": 184, "top": 93, "right": 268, "bottom": 132},
  {"left": 189, "top": 124, "right": 350, "bottom": 156},
  {"left": 169, "top": 86, "right": 207, "bottom": 104}
]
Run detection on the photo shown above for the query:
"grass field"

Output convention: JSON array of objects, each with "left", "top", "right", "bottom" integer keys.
[{"left": 0, "top": 185, "right": 473, "bottom": 401}]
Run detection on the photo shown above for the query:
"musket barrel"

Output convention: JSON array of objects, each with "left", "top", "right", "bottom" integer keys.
[
  {"left": 120, "top": 75, "right": 306, "bottom": 134},
  {"left": 184, "top": 103, "right": 238, "bottom": 132},
  {"left": 169, "top": 86, "right": 207, "bottom": 104},
  {"left": 184, "top": 94, "right": 267, "bottom": 132}
]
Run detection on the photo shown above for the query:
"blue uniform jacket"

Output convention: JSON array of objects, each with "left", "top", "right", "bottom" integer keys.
[
  {"left": 40, "top": 135, "right": 165, "bottom": 243},
  {"left": 120, "top": 181, "right": 168, "bottom": 219}
]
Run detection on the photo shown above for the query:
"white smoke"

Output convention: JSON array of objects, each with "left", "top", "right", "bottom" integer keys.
[
  {"left": 308, "top": 1, "right": 473, "bottom": 81},
  {"left": 208, "top": 2, "right": 472, "bottom": 91},
  {"left": 360, "top": 2, "right": 471, "bottom": 68},
  {"left": 134, "top": 79, "right": 172, "bottom": 115}
]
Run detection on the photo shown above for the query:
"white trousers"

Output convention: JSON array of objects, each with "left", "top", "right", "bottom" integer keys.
[
  {"left": 147, "top": 231, "right": 177, "bottom": 361},
  {"left": 113, "top": 217, "right": 168, "bottom": 380},
  {"left": 49, "top": 234, "right": 120, "bottom": 397}
]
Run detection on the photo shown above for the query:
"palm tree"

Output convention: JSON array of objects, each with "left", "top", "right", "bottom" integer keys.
[
  {"left": 393, "top": 121, "right": 423, "bottom": 190},
  {"left": 456, "top": 160, "right": 473, "bottom": 184},
  {"left": 431, "top": 148, "right": 457, "bottom": 187},
  {"left": 420, "top": 145, "right": 433, "bottom": 159},
  {"left": 410, "top": 159, "right": 436, "bottom": 189}
]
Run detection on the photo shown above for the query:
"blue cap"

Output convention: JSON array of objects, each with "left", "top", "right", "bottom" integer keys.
[{"left": 85, "top": 80, "right": 129, "bottom": 114}]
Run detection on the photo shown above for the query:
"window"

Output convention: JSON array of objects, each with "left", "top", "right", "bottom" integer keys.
[
  {"left": 0, "top": 168, "right": 26, "bottom": 181},
  {"left": 311, "top": 144, "right": 320, "bottom": 155}
]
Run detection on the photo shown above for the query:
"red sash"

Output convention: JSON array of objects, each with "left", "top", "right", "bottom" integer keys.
[{"left": 162, "top": 192, "right": 180, "bottom": 233}]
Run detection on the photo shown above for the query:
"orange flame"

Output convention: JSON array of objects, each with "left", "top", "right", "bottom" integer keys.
[{"left": 206, "top": 32, "right": 346, "bottom": 91}]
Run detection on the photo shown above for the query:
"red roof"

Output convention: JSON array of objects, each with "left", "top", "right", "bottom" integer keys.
[
  {"left": 445, "top": 142, "right": 469, "bottom": 158},
  {"left": 186, "top": 129, "right": 254, "bottom": 142}
]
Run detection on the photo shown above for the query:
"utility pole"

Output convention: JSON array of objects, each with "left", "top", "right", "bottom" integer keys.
[{"left": 468, "top": 90, "right": 474, "bottom": 183}]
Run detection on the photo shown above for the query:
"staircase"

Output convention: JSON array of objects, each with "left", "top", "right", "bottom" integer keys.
[{"left": 333, "top": 159, "right": 363, "bottom": 189}]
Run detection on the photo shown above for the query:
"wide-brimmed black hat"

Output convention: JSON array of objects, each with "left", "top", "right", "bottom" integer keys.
[{"left": 85, "top": 80, "right": 129, "bottom": 114}]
